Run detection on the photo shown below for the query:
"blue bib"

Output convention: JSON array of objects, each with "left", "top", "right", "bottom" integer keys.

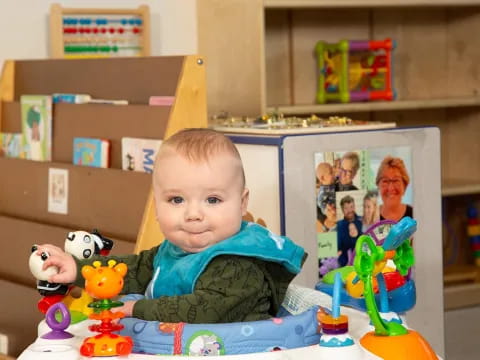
[{"left": 145, "top": 222, "right": 305, "bottom": 299}]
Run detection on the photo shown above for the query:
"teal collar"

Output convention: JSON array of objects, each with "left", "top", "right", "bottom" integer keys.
[{"left": 146, "top": 221, "right": 305, "bottom": 298}]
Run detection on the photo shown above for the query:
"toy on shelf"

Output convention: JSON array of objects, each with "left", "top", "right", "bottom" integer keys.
[
  {"left": 49, "top": 3, "right": 150, "bottom": 59},
  {"left": 80, "top": 259, "right": 133, "bottom": 357},
  {"left": 467, "top": 205, "right": 480, "bottom": 267},
  {"left": 354, "top": 217, "right": 437, "bottom": 360},
  {"left": 316, "top": 39, "right": 395, "bottom": 104}
]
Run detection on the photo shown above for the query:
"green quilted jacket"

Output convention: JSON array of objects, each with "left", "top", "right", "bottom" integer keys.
[{"left": 74, "top": 246, "right": 306, "bottom": 323}]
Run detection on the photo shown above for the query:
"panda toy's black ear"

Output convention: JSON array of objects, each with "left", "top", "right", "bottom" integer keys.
[
  {"left": 31, "top": 245, "right": 38, "bottom": 253},
  {"left": 83, "top": 249, "right": 92, "bottom": 259},
  {"left": 66, "top": 232, "right": 76, "bottom": 241}
]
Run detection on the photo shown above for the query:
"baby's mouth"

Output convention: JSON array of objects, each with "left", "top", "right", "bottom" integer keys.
[{"left": 185, "top": 229, "right": 207, "bottom": 235}]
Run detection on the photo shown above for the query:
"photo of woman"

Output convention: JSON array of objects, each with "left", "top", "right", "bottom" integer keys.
[
  {"left": 375, "top": 156, "right": 413, "bottom": 222},
  {"left": 362, "top": 190, "right": 380, "bottom": 232}
]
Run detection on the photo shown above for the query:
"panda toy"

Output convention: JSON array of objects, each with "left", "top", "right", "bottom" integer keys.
[
  {"left": 64, "top": 229, "right": 114, "bottom": 259},
  {"left": 29, "top": 245, "right": 69, "bottom": 297},
  {"left": 29, "top": 229, "right": 114, "bottom": 313}
]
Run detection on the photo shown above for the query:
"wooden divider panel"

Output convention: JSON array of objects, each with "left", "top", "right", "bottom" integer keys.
[
  {"left": 0, "top": 158, "right": 151, "bottom": 241},
  {"left": 13, "top": 56, "right": 183, "bottom": 103}
]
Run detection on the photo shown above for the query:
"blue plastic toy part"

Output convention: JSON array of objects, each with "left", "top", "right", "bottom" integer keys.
[
  {"left": 118, "top": 296, "right": 320, "bottom": 355},
  {"left": 382, "top": 217, "right": 417, "bottom": 251},
  {"left": 376, "top": 273, "right": 389, "bottom": 313},
  {"left": 320, "top": 335, "right": 354, "bottom": 347},
  {"left": 315, "top": 277, "right": 416, "bottom": 313},
  {"left": 332, "top": 272, "right": 342, "bottom": 318}
]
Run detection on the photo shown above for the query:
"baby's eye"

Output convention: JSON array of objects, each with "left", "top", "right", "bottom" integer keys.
[
  {"left": 169, "top": 196, "right": 184, "bottom": 204},
  {"left": 206, "top": 197, "right": 221, "bottom": 204}
]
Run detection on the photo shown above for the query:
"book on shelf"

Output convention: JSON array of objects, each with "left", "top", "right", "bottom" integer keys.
[
  {"left": 20, "top": 95, "right": 53, "bottom": 161},
  {"left": 149, "top": 96, "right": 175, "bottom": 106},
  {"left": 52, "top": 93, "right": 128, "bottom": 105},
  {"left": 121, "top": 137, "right": 162, "bottom": 174},
  {"left": 0, "top": 132, "right": 23, "bottom": 158},
  {"left": 73, "top": 137, "right": 110, "bottom": 168}
]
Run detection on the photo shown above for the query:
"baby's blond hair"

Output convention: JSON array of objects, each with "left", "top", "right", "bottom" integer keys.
[{"left": 156, "top": 128, "right": 246, "bottom": 187}]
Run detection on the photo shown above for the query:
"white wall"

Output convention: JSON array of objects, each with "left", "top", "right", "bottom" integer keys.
[{"left": 0, "top": 0, "right": 197, "bottom": 69}]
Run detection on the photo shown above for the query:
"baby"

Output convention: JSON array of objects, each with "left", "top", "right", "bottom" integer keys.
[
  {"left": 316, "top": 162, "right": 334, "bottom": 187},
  {"left": 316, "top": 162, "right": 335, "bottom": 211},
  {"left": 37, "top": 128, "right": 306, "bottom": 323}
]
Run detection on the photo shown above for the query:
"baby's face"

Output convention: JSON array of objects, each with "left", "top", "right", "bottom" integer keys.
[
  {"left": 321, "top": 170, "right": 334, "bottom": 185},
  {"left": 316, "top": 164, "right": 334, "bottom": 185},
  {"left": 153, "top": 149, "right": 248, "bottom": 253},
  {"left": 348, "top": 222, "right": 358, "bottom": 238}
]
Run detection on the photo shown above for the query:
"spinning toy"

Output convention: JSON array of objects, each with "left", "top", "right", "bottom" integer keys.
[
  {"left": 79, "top": 259, "right": 133, "bottom": 357},
  {"left": 353, "top": 217, "right": 437, "bottom": 359},
  {"left": 316, "top": 218, "right": 416, "bottom": 313}
]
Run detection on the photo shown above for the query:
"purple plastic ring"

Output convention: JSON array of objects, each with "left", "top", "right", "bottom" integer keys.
[{"left": 45, "top": 302, "right": 71, "bottom": 331}]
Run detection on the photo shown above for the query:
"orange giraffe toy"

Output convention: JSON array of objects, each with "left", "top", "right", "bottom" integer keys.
[{"left": 80, "top": 259, "right": 133, "bottom": 357}]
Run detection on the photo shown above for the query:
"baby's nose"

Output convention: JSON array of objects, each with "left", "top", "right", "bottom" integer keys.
[{"left": 185, "top": 203, "right": 203, "bottom": 221}]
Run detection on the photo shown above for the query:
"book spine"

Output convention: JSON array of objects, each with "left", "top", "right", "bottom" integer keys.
[{"left": 53, "top": 94, "right": 91, "bottom": 104}]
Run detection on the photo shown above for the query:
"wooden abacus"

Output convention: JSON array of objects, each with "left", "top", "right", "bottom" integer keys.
[{"left": 49, "top": 3, "right": 150, "bottom": 59}]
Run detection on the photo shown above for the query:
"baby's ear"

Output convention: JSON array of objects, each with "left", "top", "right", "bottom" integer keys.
[{"left": 241, "top": 188, "right": 249, "bottom": 216}]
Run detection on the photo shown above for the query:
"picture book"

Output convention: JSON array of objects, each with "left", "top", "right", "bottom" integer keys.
[
  {"left": 73, "top": 137, "right": 110, "bottom": 168},
  {"left": 121, "top": 137, "right": 162, "bottom": 173},
  {"left": 21, "top": 95, "right": 53, "bottom": 161},
  {"left": 0, "top": 132, "right": 23, "bottom": 158}
]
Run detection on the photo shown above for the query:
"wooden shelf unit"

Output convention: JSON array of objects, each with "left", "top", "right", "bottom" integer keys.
[
  {"left": 197, "top": 0, "right": 480, "bottom": 194},
  {"left": 0, "top": 55, "right": 207, "bottom": 357}
]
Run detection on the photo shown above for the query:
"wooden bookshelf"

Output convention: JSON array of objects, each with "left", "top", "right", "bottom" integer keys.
[{"left": 0, "top": 55, "right": 207, "bottom": 357}]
